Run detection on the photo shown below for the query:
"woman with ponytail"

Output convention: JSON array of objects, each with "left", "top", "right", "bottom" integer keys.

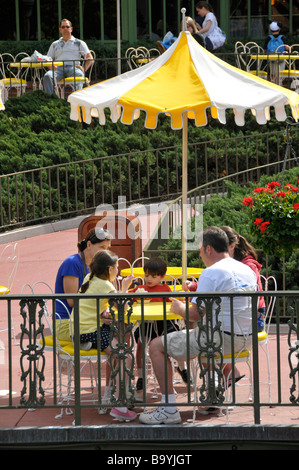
[
  {"left": 221, "top": 226, "right": 266, "bottom": 332},
  {"left": 55, "top": 227, "right": 113, "bottom": 341}
]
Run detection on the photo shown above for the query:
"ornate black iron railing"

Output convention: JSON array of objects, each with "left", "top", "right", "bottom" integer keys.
[{"left": 1, "top": 290, "right": 299, "bottom": 427}]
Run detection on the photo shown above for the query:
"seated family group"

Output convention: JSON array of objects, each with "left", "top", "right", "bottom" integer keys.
[{"left": 54, "top": 225, "right": 261, "bottom": 424}]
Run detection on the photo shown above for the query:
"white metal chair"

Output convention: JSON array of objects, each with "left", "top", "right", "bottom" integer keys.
[
  {"left": 244, "top": 42, "right": 267, "bottom": 79},
  {"left": 254, "top": 275, "right": 277, "bottom": 403},
  {"left": 278, "top": 44, "right": 299, "bottom": 90},
  {"left": 56, "top": 50, "right": 96, "bottom": 98},
  {"left": 0, "top": 242, "right": 20, "bottom": 344},
  {"left": 22, "top": 281, "right": 108, "bottom": 419},
  {"left": 0, "top": 52, "right": 28, "bottom": 101},
  {"left": 234, "top": 41, "right": 247, "bottom": 70},
  {"left": 125, "top": 47, "right": 160, "bottom": 70},
  {"left": 131, "top": 256, "right": 150, "bottom": 269},
  {"left": 15, "top": 51, "right": 43, "bottom": 91},
  {"left": 55, "top": 298, "right": 108, "bottom": 420}
]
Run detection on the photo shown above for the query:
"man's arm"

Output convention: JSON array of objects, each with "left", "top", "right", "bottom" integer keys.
[
  {"left": 170, "top": 298, "right": 202, "bottom": 322},
  {"left": 77, "top": 51, "right": 94, "bottom": 72}
]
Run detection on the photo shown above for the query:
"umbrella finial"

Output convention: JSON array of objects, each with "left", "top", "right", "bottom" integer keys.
[{"left": 181, "top": 7, "right": 187, "bottom": 31}]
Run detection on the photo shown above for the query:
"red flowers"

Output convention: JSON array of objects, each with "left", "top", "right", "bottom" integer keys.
[
  {"left": 254, "top": 218, "right": 270, "bottom": 232},
  {"left": 267, "top": 181, "right": 280, "bottom": 190},
  {"left": 285, "top": 183, "right": 299, "bottom": 192},
  {"left": 242, "top": 177, "right": 299, "bottom": 256},
  {"left": 242, "top": 196, "right": 253, "bottom": 207},
  {"left": 260, "top": 221, "right": 271, "bottom": 231}
]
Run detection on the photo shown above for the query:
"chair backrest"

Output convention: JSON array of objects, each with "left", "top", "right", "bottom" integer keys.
[
  {"left": 131, "top": 256, "right": 149, "bottom": 269},
  {"left": 0, "top": 242, "right": 20, "bottom": 291},
  {"left": 125, "top": 47, "right": 154, "bottom": 70},
  {"left": 172, "top": 274, "right": 199, "bottom": 291},
  {"left": 283, "top": 44, "right": 299, "bottom": 74},
  {"left": 21, "top": 281, "right": 70, "bottom": 349},
  {"left": 244, "top": 41, "right": 265, "bottom": 74},
  {"left": 234, "top": 41, "right": 246, "bottom": 69},
  {"left": 275, "top": 44, "right": 286, "bottom": 54},
  {"left": 0, "top": 53, "right": 14, "bottom": 80},
  {"left": 0, "top": 52, "right": 29, "bottom": 85},
  {"left": 14, "top": 52, "right": 30, "bottom": 77},
  {"left": 14, "top": 52, "right": 30, "bottom": 62},
  {"left": 260, "top": 275, "right": 277, "bottom": 334},
  {"left": 289, "top": 44, "right": 299, "bottom": 54},
  {"left": 85, "top": 49, "right": 95, "bottom": 82}
]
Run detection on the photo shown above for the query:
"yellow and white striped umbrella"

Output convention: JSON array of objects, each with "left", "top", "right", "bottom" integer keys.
[
  {"left": 68, "top": 26, "right": 299, "bottom": 276},
  {"left": 0, "top": 82, "right": 5, "bottom": 111},
  {"left": 69, "top": 31, "right": 299, "bottom": 128}
]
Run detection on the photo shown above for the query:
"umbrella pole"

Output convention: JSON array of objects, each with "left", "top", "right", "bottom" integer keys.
[
  {"left": 117, "top": 0, "right": 121, "bottom": 75},
  {"left": 182, "top": 111, "right": 188, "bottom": 280}
]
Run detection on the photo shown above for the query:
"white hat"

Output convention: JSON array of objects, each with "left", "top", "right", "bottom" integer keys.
[{"left": 270, "top": 21, "right": 280, "bottom": 32}]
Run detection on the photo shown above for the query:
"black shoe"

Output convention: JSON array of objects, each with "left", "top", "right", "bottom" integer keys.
[
  {"left": 136, "top": 378, "right": 143, "bottom": 391},
  {"left": 176, "top": 367, "right": 191, "bottom": 384}
]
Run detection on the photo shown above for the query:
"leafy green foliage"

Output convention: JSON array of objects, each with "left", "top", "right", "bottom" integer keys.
[{"left": 243, "top": 169, "right": 299, "bottom": 256}]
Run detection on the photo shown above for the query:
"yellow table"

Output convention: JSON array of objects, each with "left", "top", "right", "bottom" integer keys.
[
  {"left": 250, "top": 54, "right": 299, "bottom": 61},
  {"left": 121, "top": 266, "right": 203, "bottom": 281},
  {"left": 10, "top": 61, "right": 63, "bottom": 68},
  {"left": 250, "top": 54, "right": 299, "bottom": 84},
  {"left": 10, "top": 61, "right": 63, "bottom": 90},
  {"left": 129, "top": 302, "right": 182, "bottom": 322}
]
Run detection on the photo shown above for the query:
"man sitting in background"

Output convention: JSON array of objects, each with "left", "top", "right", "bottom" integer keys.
[{"left": 43, "top": 18, "right": 93, "bottom": 95}]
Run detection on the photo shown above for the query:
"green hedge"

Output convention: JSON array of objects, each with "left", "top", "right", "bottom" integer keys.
[{"left": 0, "top": 90, "right": 297, "bottom": 229}]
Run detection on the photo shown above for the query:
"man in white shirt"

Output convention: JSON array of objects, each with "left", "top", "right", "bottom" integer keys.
[
  {"left": 139, "top": 226, "right": 257, "bottom": 425},
  {"left": 43, "top": 18, "right": 94, "bottom": 95}
]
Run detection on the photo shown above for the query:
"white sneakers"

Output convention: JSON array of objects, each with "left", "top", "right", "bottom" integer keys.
[{"left": 139, "top": 407, "right": 181, "bottom": 425}]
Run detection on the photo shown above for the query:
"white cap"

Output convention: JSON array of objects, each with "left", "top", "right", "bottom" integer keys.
[{"left": 270, "top": 21, "right": 280, "bottom": 32}]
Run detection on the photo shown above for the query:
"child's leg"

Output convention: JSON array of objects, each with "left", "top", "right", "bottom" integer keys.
[
  {"left": 103, "top": 336, "right": 136, "bottom": 420},
  {"left": 136, "top": 339, "right": 142, "bottom": 369}
]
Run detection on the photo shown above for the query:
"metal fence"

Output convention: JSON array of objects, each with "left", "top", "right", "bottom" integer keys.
[
  {"left": 0, "top": 130, "right": 291, "bottom": 231},
  {"left": 1, "top": 290, "right": 299, "bottom": 429}
]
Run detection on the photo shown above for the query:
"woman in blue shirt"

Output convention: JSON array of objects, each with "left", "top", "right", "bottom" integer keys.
[{"left": 55, "top": 227, "right": 113, "bottom": 341}]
